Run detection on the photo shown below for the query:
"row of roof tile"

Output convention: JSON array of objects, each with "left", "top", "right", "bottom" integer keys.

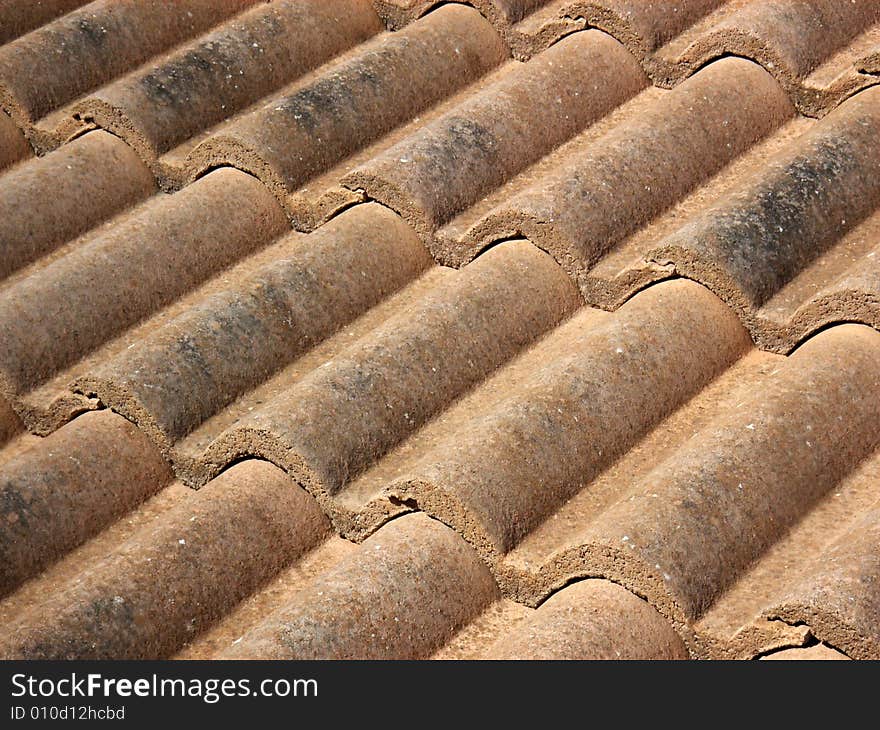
[
  {"left": 1, "top": 0, "right": 878, "bottom": 661},
  {"left": 2, "top": 290, "right": 878, "bottom": 658},
  {"left": 379, "top": 0, "right": 880, "bottom": 114}
]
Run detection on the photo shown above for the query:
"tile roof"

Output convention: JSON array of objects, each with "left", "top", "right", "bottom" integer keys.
[{"left": 0, "top": 0, "right": 878, "bottom": 661}]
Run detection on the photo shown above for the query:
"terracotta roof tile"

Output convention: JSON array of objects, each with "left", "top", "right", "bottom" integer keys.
[
  {"left": 0, "top": 130, "right": 155, "bottom": 281},
  {"left": 75, "top": 203, "right": 432, "bottom": 453},
  {"left": 379, "top": 1, "right": 880, "bottom": 114},
  {"left": 1, "top": 460, "right": 327, "bottom": 659},
  {"left": 61, "top": 0, "right": 382, "bottom": 166},
  {"left": 0, "top": 0, "right": 256, "bottom": 148},
  {"left": 0, "top": 168, "right": 287, "bottom": 432},
  {"left": 484, "top": 580, "right": 689, "bottom": 660},
  {"left": 187, "top": 5, "right": 507, "bottom": 221},
  {"left": 220, "top": 513, "right": 498, "bottom": 660},
  {"left": 0, "top": 108, "right": 29, "bottom": 170},
  {"left": 0, "top": 0, "right": 89, "bottom": 46},
  {"left": 0, "top": 411, "right": 172, "bottom": 598},
  {"left": 1, "top": 1, "right": 879, "bottom": 660}
]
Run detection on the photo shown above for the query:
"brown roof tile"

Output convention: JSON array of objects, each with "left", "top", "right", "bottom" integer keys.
[
  {"left": 0, "top": 130, "right": 154, "bottom": 281},
  {"left": 74, "top": 204, "right": 432, "bottom": 454},
  {"left": 484, "top": 580, "right": 688, "bottom": 660},
  {"left": 342, "top": 30, "right": 648, "bottom": 239},
  {"left": 187, "top": 5, "right": 507, "bottom": 222},
  {"left": 379, "top": 1, "right": 880, "bottom": 114},
  {"left": 0, "top": 108, "right": 29, "bottom": 170},
  {"left": 0, "top": 168, "right": 286, "bottom": 433},
  {"left": 220, "top": 513, "right": 498, "bottom": 660},
  {"left": 1, "top": 1, "right": 879, "bottom": 661},
  {"left": 0, "top": 0, "right": 255, "bottom": 149},
  {"left": 60, "top": 1, "right": 382, "bottom": 167},
  {"left": 0, "top": 0, "right": 88, "bottom": 46},
  {"left": 0, "top": 411, "right": 171, "bottom": 598},
  {"left": 1, "top": 460, "right": 327, "bottom": 659}
]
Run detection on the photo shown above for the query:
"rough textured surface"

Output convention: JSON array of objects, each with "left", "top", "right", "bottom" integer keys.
[
  {"left": 768, "top": 499, "right": 880, "bottom": 660},
  {"left": 387, "top": 280, "right": 750, "bottom": 557},
  {"left": 0, "top": 0, "right": 255, "bottom": 149},
  {"left": 647, "top": 86, "right": 880, "bottom": 350},
  {"left": 1, "top": 460, "right": 329, "bottom": 659},
  {"left": 0, "top": 130, "right": 155, "bottom": 281},
  {"left": 343, "top": 30, "right": 648, "bottom": 239},
  {"left": 221, "top": 514, "right": 498, "bottom": 660},
  {"left": 2, "top": 2, "right": 880, "bottom": 662},
  {"left": 205, "top": 241, "right": 580, "bottom": 536},
  {"left": 0, "top": 0, "right": 89, "bottom": 46},
  {"left": 0, "top": 168, "right": 287, "bottom": 432},
  {"left": 187, "top": 5, "right": 507, "bottom": 222},
  {"left": 485, "top": 580, "right": 688, "bottom": 659},
  {"left": 444, "top": 59, "right": 794, "bottom": 274},
  {"left": 63, "top": 1, "right": 381, "bottom": 173},
  {"left": 0, "top": 109, "right": 29, "bottom": 170},
  {"left": 375, "top": 0, "right": 880, "bottom": 114},
  {"left": 0, "top": 411, "right": 171, "bottom": 598},
  {"left": 74, "top": 204, "right": 431, "bottom": 453}
]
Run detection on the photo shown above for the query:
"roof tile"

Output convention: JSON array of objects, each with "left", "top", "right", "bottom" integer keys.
[
  {"left": 186, "top": 5, "right": 507, "bottom": 220},
  {"left": 59, "top": 0, "right": 381, "bottom": 169},
  {"left": 0, "top": 0, "right": 256, "bottom": 147},
  {"left": 221, "top": 513, "right": 498, "bottom": 660},
  {"left": 1, "top": 460, "right": 327, "bottom": 659},
  {"left": 0, "top": 411, "right": 171, "bottom": 598},
  {"left": 485, "top": 580, "right": 688, "bottom": 660},
  {"left": 1, "top": 0, "right": 879, "bottom": 661},
  {"left": 343, "top": 30, "right": 648, "bottom": 238},
  {"left": 0, "top": 130, "right": 155, "bottom": 282},
  {"left": 0, "top": 168, "right": 286, "bottom": 432}
]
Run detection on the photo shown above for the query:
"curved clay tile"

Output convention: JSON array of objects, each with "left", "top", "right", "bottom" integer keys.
[
  {"left": 1, "top": 460, "right": 328, "bottom": 659},
  {"left": 186, "top": 4, "right": 508, "bottom": 223},
  {"left": 60, "top": 0, "right": 382, "bottom": 171},
  {"left": 537, "top": 324, "right": 880, "bottom": 634},
  {"left": 0, "top": 411, "right": 171, "bottom": 598},
  {"left": 446, "top": 58, "right": 794, "bottom": 273},
  {"left": 768, "top": 499, "right": 880, "bottom": 660},
  {"left": 221, "top": 513, "right": 499, "bottom": 660},
  {"left": 0, "top": 168, "right": 287, "bottom": 432},
  {"left": 204, "top": 241, "right": 580, "bottom": 535},
  {"left": 343, "top": 30, "right": 648, "bottom": 241},
  {"left": 74, "top": 204, "right": 432, "bottom": 451},
  {"left": 485, "top": 580, "right": 688, "bottom": 659},
  {"left": 647, "top": 86, "right": 880, "bottom": 350},
  {"left": 0, "top": 130, "right": 155, "bottom": 282},
  {"left": 0, "top": 0, "right": 256, "bottom": 148}
]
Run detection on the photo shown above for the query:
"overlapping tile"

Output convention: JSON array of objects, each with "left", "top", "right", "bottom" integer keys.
[
  {"left": 0, "top": 0, "right": 256, "bottom": 151},
  {"left": 348, "top": 57, "right": 794, "bottom": 269},
  {"left": 186, "top": 4, "right": 508, "bottom": 226},
  {"left": 73, "top": 203, "right": 433, "bottom": 461},
  {"left": 342, "top": 29, "right": 649, "bottom": 241},
  {"left": 0, "top": 168, "right": 287, "bottom": 433},
  {"left": 482, "top": 580, "right": 688, "bottom": 660},
  {"left": 0, "top": 460, "right": 328, "bottom": 659},
  {"left": 0, "top": 109, "right": 29, "bottom": 170},
  {"left": 0, "top": 130, "right": 155, "bottom": 282},
  {"left": 375, "top": 1, "right": 880, "bottom": 115},
  {"left": 1, "top": 0, "right": 878, "bottom": 662},
  {"left": 59, "top": 0, "right": 383, "bottom": 187},
  {"left": 0, "top": 411, "right": 172, "bottom": 598},
  {"left": 0, "top": 0, "right": 89, "bottom": 46}
]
